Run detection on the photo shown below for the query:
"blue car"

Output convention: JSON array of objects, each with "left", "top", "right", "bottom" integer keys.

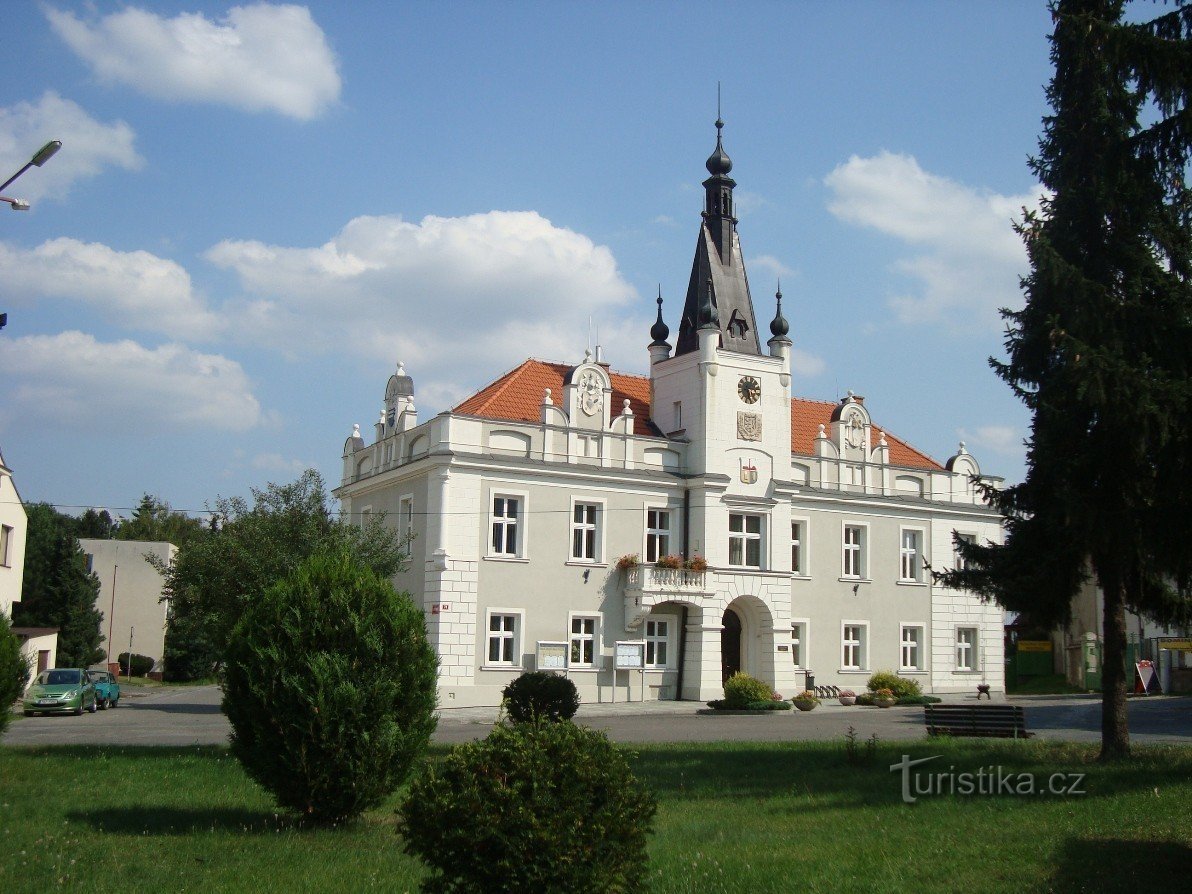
[
  {"left": 88, "top": 669, "right": 121, "bottom": 709},
  {"left": 22, "top": 668, "right": 98, "bottom": 716}
]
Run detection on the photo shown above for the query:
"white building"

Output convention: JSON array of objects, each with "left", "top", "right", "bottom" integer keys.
[
  {"left": 335, "top": 122, "right": 1005, "bottom": 707},
  {"left": 1, "top": 445, "right": 57, "bottom": 677},
  {"left": 79, "top": 539, "right": 175, "bottom": 672}
]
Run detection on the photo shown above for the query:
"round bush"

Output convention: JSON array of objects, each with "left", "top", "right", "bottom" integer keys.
[
  {"left": 222, "top": 550, "right": 437, "bottom": 823},
  {"left": 116, "top": 652, "right": 155, "bottom": 677},
  {"left": 401, "top": 721, "right": 656, "bottom": 893},
  {"left": 722, "top": 671, "right": 773, "bottom": 708},
  {"left": 1, "top": 614, "right": 30, "bottom": 736},
  {"left": 502, "top": 671, "right": 580, "bottom": 723},
  {"left": 866, "top": 671, "right": 922, "bottom": 699}
]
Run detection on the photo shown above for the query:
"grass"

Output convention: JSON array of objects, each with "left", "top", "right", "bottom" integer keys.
[{"left": 1, "top": 739, "right": 1187, "bottom": 893}]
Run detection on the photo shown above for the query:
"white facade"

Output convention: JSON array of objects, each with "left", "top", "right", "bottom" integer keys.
[
  {"left": 79, "top": 539, "right": 175, "bottom": 671},
  {"left": 334, "top": 127, "right": 1005, "bottom": 707},
  {"left": 1, "top": 446, "right": 57, "bottom": 678}
]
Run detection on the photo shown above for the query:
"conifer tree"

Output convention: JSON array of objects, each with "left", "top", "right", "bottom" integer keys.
[{"left": 941, "top": 0, "right": 1192, "bottom": 760}]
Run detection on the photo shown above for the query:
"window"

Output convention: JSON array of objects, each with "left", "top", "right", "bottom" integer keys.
[
  {"left": 399, "top": 496, "right": 414, "bottom": 540},
  {"left": 570, "top": 615, "right": 598, "bottom": 667},
  {"left": 578, "top": 434, "right": 600, "bottom": 458},
  {"left": 360, "top": 507, "right": 372, "bottom": 528},
  {"left": 956, "top": 627, "right": 978, "bottom": 671},
  {"left": 791, "top": 520, "right": 807, "bottom": 575},
  {"left": 672, "top": 401, "right": 682, "bottom": 431},
  {"left": 842, "top": 524, "right": 865, "bottom": 578},
  {"left": 1, "top": 524, "right": 12, "bottom": 566},
  {"left": 645, "top": 509, "right": 671, "bottom": 563},
  {"left": 790, "top": 621, "right": 807, "bottom": 669},
  {"left": 491, "top": 496, "right": 520, "bottom": 557},
  {"left": 843, "top": 463, "right": 864, "bottom": 490},
  {"left": 728, "top": 513, "right": 762, "bottom": 568},
  {"left": 486, "top": 612, "right": 520, "bottom": 666},
  {"left": 954, "top": 533, "right": 976, "bottom": 572},
  {"left": 571, "top": 502, "right": 601, "bottom": 562},
  {"left": 900, "top": 625, "right": 924, "bottom": 671},
  {"left": 899, "top": 529, "right": 924, "bottom": 581},
  {"left": 645, "top": 618, "right": 671, "bottom": 668},
  {"left": 842, "top": 623, "right": 867, "bottom": 670}
]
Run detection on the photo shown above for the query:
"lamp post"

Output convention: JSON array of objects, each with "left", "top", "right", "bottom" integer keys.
[{"left": 0, "top": 140, "right": 61, "bottom": 211}]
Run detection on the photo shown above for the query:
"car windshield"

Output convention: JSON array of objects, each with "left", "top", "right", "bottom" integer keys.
[
  {"left": 40, "top": 669, "right": 82, "bottom": 685},
  {"left": 88, "top": 671, "right": 107, "bottom": 683}
]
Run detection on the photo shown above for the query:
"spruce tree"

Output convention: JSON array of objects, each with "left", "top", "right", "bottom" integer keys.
[{"left": 942, "top": 0, "right": 1192, "bottom": 760}]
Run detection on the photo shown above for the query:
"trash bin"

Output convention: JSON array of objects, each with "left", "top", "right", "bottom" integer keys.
[{"left": 805, "top": 671, "right": 815, "bottom": 693}]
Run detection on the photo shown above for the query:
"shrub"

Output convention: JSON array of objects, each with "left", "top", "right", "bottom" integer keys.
[
  {"left": 223, "top": 549, "right": 437, "bottom": 823},
  {"left": 116, "top": 652, "right": 155, "bottom": 677},
  {"left": 684, "top": 555, "right": 708, "bottom": 572},
  {"left": 654, "top": 554, "right": 682, "bottom": 569},
  {"left": 1, "top": 613, "right": 31, "bottom": 736},
  {"left": 793, "top": 689, "right": 820, "bottom": 704},
  {"left": 401, "top": 721, "right": 656, "bottom": 893},
  {"left": 866, "top": 671, "right": 922, "bottom": 699},
  {"left": 502, "top": 671, "right": 580, "bottom": 723},
  {"left": 615, "top": 553, "right": 640, "bottom": 570},
  {"left": 896, "top": 694, "right": 942, "bottom": 706},
  {"left": 722, "top": 671, "right": 773, "bottom": 708}
]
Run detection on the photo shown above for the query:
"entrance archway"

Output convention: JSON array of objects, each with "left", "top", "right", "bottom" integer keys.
[{"left": 721, "top": 607, "right": 742, "bottom": 682}]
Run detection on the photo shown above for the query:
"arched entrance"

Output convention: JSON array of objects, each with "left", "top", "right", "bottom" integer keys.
[{"left": 721, "top": 607, "right": 742, "bottom": 682}]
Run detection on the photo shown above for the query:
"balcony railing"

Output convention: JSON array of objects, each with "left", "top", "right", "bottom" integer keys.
[{"left": 623, "top": 565, "right": 707, "bottom": 592}]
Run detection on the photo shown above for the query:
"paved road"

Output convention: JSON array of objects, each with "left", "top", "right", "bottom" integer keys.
[{"left": 4, "top": 686, "right": 1190, "bottom": 747}]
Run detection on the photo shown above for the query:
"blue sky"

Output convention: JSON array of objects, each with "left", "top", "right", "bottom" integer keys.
[{"left": 0, "top": 1, "right": 1056, "bottom": 520}]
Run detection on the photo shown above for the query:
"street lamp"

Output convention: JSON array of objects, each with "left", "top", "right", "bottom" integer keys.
[{"left": 0, "top": 139, "right": 62, "bottom": 210}]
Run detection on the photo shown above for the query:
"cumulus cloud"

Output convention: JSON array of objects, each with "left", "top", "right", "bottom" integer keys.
[
  {"left": 207, "top": 210, "right": 641, "bottom": 400},
  {"left": 959, "top": 425, "right": 1023, "bottom": 457},
  {"left": 46, "top": 3, "right": 340, "bottom": 120},
  {"left": 748, "top": 254, "right": 795, "bottom": 282},
  {"left": 0, "top": 238, "right": 221, "bottom": 340},
  {"left": 0, "top": 332, "right": 262, "bottom": 431},
  {"left": 824, "top": 152, "right": 1040, "bottom": 330},
  {"left": 790, "top": 349, "right": 826, "bottom": 378},
  {"left": 252, "top": 452, "right": 309, "bottom": 474},
  {"left": 0, "top": 92, "right": 141, "bottom": 202}
]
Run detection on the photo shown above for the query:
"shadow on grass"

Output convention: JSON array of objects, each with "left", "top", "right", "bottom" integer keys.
[
  {"left": 67, "top": 806, "right": 287, "bottom": 836},
  {"left": 1049, "top": 838, "right": 1190, "bottom": 892}
]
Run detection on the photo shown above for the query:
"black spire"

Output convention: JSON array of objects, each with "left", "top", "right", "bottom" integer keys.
[
  {"left": 770, "top": 283, "right": 790, "bottom": 338},
  {"left": 650, "top": 286, "right": 670, "bottom": 345},
  {"left": 674, "top": 112, "right": 760, "bottom": 357}
]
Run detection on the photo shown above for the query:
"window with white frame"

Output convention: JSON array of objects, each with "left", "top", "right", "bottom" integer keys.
[
  {"left": 399, "top": 496, "right": 414, "bottom": 540},
  {"left": 790, "top": 621, "right": 807, "bottom": 669},
  {"left": 842, "top": 524, "right": 865, "bottom": 578},
  {"left": 955, "top": 533, "right": 976, "bottom": 572},
  {"left": 569, "top": 615, "right": 599, "bottom": 667},
  {"left": 486, "top": 612, "right": 521, "bottom": 666},
  {"left": 900, "top": 625, "right": 924, "bottom": 671},
  {"left": 956, "top": 627, "right": 978, "bottom": 671},
  {"left": 645, "top": 508, "right": 671, "bottom": 563},
  {"left": 571, "top": 502, "right": 601, "bottom": 562},
  {"left": 791, "top": 520, "right": 807, "bottom": 575},
  {"left": 490, "top": 496, "right": 521, "bottom": 557},
  {"left": 728, "top": 513, "right": 763, "bottom": 568},
  {"left": 842, "top": 623, "right": 867, "bottom": 670},
  {"left": 645, "top": 618, "right": 671, "bottom": 668},
  {"left": 2, "top": 524, "right": 14, "bottom": 566},
  {"left": 900, "top": 529, "right": 924, "bottom": 581}
]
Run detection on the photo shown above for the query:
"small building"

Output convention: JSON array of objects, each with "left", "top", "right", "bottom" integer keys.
[
  {"left": 79, "top": 539, "right": 175, "bottom": 672},
  {"left": 1, "top": 445, "right": 57, "bottom": 678},
  {"left": 335, "top": 121, "right": 1006, "bottom": 707}
]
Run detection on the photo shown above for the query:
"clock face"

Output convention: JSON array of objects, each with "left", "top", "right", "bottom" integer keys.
[{"left": 738, "top": 376, "right": 761, "bottom": 404}]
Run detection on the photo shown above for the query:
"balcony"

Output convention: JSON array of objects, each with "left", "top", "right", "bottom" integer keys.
[{"left": 622, "top": 564, "right": 712, "bottom": 629}]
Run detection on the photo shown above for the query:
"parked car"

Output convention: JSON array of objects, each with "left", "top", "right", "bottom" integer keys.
[
  {"left": 87, "top": 670, "right": 121, "bottom": 709},
  {"left": 22, "top": 668, "right": 97, "bottom": 716}
]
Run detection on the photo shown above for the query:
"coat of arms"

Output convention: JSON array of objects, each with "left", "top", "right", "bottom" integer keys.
[
  {"left": 578, "top": 370, "right": 604, "bottom": 416},
  {"left": 740, "top": 459, "right": 758, "bottom": 485},
  {"left": 737, "top": 411, "right": 762, "bottom": 441}
]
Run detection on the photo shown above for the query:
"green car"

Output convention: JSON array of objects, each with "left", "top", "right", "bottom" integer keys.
[
  {"left": 87, "top": 669, "right": 121, "bottom": 709},
  {"left": 23, "top": 668, "right": 98, "bottom": 716}
]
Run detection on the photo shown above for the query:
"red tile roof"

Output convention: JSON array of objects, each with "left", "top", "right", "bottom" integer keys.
[{"left": 453, "top": 359, "right": 943, "bottom": 471}]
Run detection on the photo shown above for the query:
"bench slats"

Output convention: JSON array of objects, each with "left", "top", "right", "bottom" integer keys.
[{"left": 924, "top": 704, "right": 1033, "bottom": 738}]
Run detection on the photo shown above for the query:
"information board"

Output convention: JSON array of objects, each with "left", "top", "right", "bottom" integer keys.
[
  {"left": 615, "top": 640, "right": 645, "bottom": 669},
  {"left": 536, "top": 641, "right": 568, "bottom": 671}
]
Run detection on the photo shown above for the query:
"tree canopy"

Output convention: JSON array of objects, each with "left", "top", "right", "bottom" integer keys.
[
  {"left": 941, "top": 0, "right": 1192, "bottom": 759},
  {"left": 159, "top": 469, "right": 408, "bottom": 680},
  {"left": 13, "top": 503, "right": 105, "bottom": 667}
]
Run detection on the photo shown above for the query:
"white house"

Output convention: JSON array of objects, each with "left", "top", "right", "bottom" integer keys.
[
  {"left": 1, "top": 445, "right": 57, "bottom": 678},
  {"left": 79, "top": 539, "right": 175, "bottom": 672},
  {"left": 334, "top": 121, "right": 1005, "bottom": 707}
]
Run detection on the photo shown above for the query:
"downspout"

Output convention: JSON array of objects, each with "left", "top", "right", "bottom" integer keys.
[{"left": 674, "top": 486, "right": 691, "bottom": 701}]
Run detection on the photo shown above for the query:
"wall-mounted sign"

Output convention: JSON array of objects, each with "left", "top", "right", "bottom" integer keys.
[
  {"left": 536, "top": 641, "right": 567, "bottom": 671},
  {"left": 1017, "top": 640, "right": 1052, "bottom": 652},
  {"left": 430, "top": 603, "right": 450, "bottom": 615},
  {"left": 615, "top": 640, "right": 645, "bottom": 669}
]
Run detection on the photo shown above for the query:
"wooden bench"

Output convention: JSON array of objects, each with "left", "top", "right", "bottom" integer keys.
[{"left": 924, "top": 703, "right": 1033, "bottom": 738}]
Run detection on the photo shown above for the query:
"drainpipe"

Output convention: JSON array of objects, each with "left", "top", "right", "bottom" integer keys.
[{"left": 674, "top": 486, "right": 691, "bottom": 700}]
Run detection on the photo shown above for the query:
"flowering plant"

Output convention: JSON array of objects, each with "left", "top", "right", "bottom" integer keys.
[
  {"left": 615, "top": 554, "right": 640, "bottom": 570},
  {"left": 684, "top": 555, "right": 709, "bottom": 572},
  {"left": 838, "top": 689, "right": 856, "bottom": 698},
  {"left": 793, "top": 690, "right": 820, "bottom": 704},
  {"left": 875, "top": 688, "right": 895, "bottom": 699},
  {"left": 654, "top": 554, "right": 683, "bottom": 569}
]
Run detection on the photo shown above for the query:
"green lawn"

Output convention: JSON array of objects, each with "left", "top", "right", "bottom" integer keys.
[{"left": 0, "top": 739, "right": 1187, "bottom": 893}]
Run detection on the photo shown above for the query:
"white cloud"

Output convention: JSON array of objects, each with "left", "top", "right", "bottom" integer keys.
[
  {"left": 0, "top": 92, "right": 141, "bottom": 202},
  {"left": 252, "top": 452, "right": 309, "bottom": 474},
  {"left": 748, "top": 254, "right": 795, "bottom": 281},
  {"left": 824, "top": 151, "right": 1039, "bottom": 330},
  {"left": 46, "top": 3, "right": 340, "bottom": 120},
  {"left": 0, "top": 332, "right": 262, "bottom": 431},
  {"left": 207, "top": 210, "right": 640, "bottom": 400},
  {"left": 790, "top": 349, "right": 825, "bottom": 378},
  {"left": 0, "top": 238, "right": 221, "bottom": 340},
  {"left": 959, "top": 425, "right": 1023, "bottom": 457}
]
